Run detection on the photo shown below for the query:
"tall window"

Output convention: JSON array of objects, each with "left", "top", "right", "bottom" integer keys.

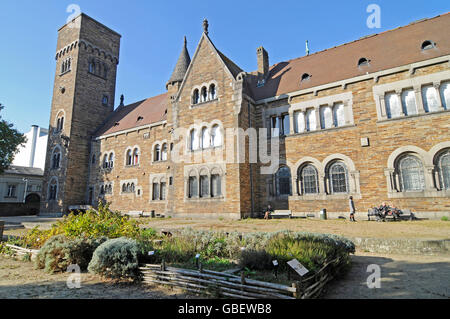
[
  {"left": 201, "top": 127, "right": 210, "bottom": 149},
  {"left": 192, "top": 89, "right": 200, "bottom": 105},
  {"left": 320, "top": 106, "right": 333, "bottom": 129},
  {"left": 161, "top": 144, "right": 168, "bottom": 161},
  {"left": 398, "top": 155, "right": 425, "bottom": 191},
  {"left": 294, "top": 111, "right": 306, "bottom": 133},
  {"left": 6, "top": 185, "right": 16, "bottom": 197},
  {"left": 401, "top": 89, "right": 418, "bottom": 116},
  {"left": 438, "top": 150, "right": 450, "bottom": 190},
  {"left": 201, "top": 87, "right": 208, "bottom": 103},
  {"left": 160, "top": 182, "right": 166, "bottom": 200},
  {"left": 48, "top": 179, "right": 57, "bottom": 200},
  {"left": 126, "top": 150, "right": 132, "bottom": 166},
  {"left": 152, "top": 182, "right": 160, "bottom": 200},
  {"left": 333, "top": 103, "right": 345, "bottom": 127},
  {"left": 56, "top": 115, "right": 64, "bottom": 132},
  {"left": 132, "top": 148, "right": 139, "bottom": 165},
  {"left": 200, "top": 175, "right": 209, "bottom": 198},
  {"left": 211, "top": 174, "right": 222, "bottom": 197},
  {"left": 52, "top": 148, "right": 61, "bottom": 169},
  {"left": 440, "top": 82, "right": 450, "bottom": 110},
  {"left": 189, "top": 176, "right": 198, "bottom": 198},
  {"left": 211, "top": 125, "right": 222, "bottom": 147},
  {"left": 271, "top": 116, "right": 280, "bottom": 137},
  {"left": 281, "top": 114, "right": 290, "bottom": 135},
  {"left": 190, "top": 129, "right": 199, "bottom": 150},
  {"left": 299, "top": 165, "right": 318, "bottom": 194},
  {"left": 306, "top": 109, "right": 316, "bottom": 132},
  {"left": 209, "top": 84, "right": 216, "bottom": 100},
  {"left": 89, "top": 61, "right": 95, "bottom": 74},
  {"left": 108, "top": 153, "right": 114, "bottom": 168},
  {"left": 103, "top": 154, "right": 108, "bottom": 168},
  {"left": 154, "top": 145, "right": 160, "bottom": 161},
  {"left": 422, "top": 85, "right": 440, "bottom": 113},
  {"left": 275, "top": 166, "right": 291, "bottom": 196},
  {"left": 329, "top": 162, "right": 348, "bottom": 194},
  {"left": 385, "top": 92, "right": 402, "bottom": 118}
]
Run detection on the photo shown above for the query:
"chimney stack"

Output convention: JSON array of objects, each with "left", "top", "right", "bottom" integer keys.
[{"left": 257, "top": 46, "right": 269, "bottom": 77}]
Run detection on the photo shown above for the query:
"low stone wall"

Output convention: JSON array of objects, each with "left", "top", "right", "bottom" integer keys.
[
  {"left": 292, "top": 211, "right": 450, "bottom": 220},
  {"left": 351, "top": 237, "right": 450, "bottom": 255},
  {"left": 0, "top": 203, "right": 39, "bottom": 217}
]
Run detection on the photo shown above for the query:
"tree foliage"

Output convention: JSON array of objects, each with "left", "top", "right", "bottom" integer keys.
[{"left": 0, "top": 103, "right": 26, "bottom": 174}]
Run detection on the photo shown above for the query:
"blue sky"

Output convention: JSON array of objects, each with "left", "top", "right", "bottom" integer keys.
[{"left": 0, "top": 0, "right": 449, "bottom": 133}]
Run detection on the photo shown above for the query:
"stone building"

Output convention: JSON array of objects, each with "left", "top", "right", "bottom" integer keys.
[{"left": 41, "top": 13, "right": 450, "bottom": 219}]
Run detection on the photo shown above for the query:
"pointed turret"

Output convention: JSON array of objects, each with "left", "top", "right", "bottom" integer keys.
[{"left": 166, "top": 36, "right": 191, "bottom": 89}]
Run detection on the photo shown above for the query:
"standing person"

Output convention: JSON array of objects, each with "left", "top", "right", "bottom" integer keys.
[
  {"left": 264, "top": 204, "right": 274, "bottom": 220},
  {"left": 349, "top": 196, "right": 356, "bottom": 222}
]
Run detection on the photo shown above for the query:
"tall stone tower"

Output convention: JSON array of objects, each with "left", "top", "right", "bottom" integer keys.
[{"left": 40, "top": 14, "right": 121, "bottom": 215}]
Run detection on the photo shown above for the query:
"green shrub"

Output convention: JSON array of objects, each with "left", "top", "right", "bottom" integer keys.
[
  {"left": 88, "top": 237, "right": 141, "bottom": 280},
  {"left": 34, "top": 235, "right": 107, "bottom": 273},
  {"left": 239, "top": 249, "right": 273, "bottom": 271},
  {"left": 441, "top": 216, "right": 449, "bottom": 221}
]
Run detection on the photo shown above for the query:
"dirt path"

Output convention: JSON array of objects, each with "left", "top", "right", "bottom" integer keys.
[
  {"left": 324, "top": 252, "right": 450, "bottom": 299},
  {"left": 0, "top": 256, "right": 197, "bottom": 299}
]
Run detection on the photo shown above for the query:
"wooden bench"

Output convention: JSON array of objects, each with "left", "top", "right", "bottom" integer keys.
[
  {"left": 126, "top": 211, "right": 144, "bottom": 217},
  {"left": 270, "top": 210, "right": 292, "bottom": 219}
]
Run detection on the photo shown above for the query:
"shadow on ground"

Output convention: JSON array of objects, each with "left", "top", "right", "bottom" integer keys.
[{"left": 324, "top": 254, "right": 450, "bottom": 299}]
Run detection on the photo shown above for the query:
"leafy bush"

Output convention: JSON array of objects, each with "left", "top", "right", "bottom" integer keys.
[
  {"left": 88, "top": 237, "right": 141, "bottom": 280},
  {"left": 34, "top": 235, "right": 107, "bottom": 273},
  {"left": 441, "top": 216, "right": 449, "bottom": 222},
  {"left": 239, "top": 249, "right": 273, "bottom": 271}
]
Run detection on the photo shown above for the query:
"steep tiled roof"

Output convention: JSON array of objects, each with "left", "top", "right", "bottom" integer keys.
[
  {"left": 167, "top": 37, "right": 191, "bottom": 86},
  {"left": 95, "top": 93, "right": 167, "bottom": 137},
  {"left": 249, "top": 13, "right": 450, "bottom": 101}
]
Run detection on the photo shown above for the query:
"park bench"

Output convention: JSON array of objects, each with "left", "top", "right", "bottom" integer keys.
[
  {"left": 270, "top": 210, "right": 292, "bottom": 219},
  {"left": 126, "top": 211, "right": 144, "bottom": 217}
]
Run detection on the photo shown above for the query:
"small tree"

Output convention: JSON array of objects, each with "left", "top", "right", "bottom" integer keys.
[{"left": 0, "top": 103, "right": 26, "bottom": 174}]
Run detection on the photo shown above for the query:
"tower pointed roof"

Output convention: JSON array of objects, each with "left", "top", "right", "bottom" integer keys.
[{"left": 167, "top": 36, "right": 191, "bottom": 87}]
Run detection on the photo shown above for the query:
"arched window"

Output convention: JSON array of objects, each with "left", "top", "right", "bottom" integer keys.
[
  {"left": 154, "top": 144, "right": 160, "bottom": 161},
  {"left": 320, "top": 106, "right": 333, "bottom": 129},
  {"left": 209, "top": 84, "right": 216, "bottom": 100},
  {"left": 201, "top": 127, "right": 210, "bottom": 149},
  {"left": 132, "top": 148, "right": 139, "bottom": 165},
  {"left": 385, "top": 92, "right": 402, "bottom": 118},
  {"left": 422, "top": 85, "right": 440, "bottom": 113},
  {"left": 109, "top": 153, "right": 114, "bottom": 168},
  {"left": 201, "top": 87, "right": 208, "bottom": 102},
  {"left": 48, "top": 178, "right": 58, "bottom": 200},
  {"left": 301, "top": 73, "right": 311, "bottom": 82},
  {"left": 122, "top": 183, "right": 127, "bottom": 193},
  {"left": 437, "top": 150, "right": 450, "bottom": 190},
  {"left": 298, "top": 164, "right": 318, "bottom": 194},
  {"left": 439, "top": 81, "right": 450, "bottom": 110},
  {"left": 211, "top": 125, "right": 222, "bottom": 147},
  {"left": 126, "top": 149, "right": 132, "bottom": 166},
  {"left": 401, "top": 89, "right": 418, "bottom": 116},
  {"left": 161, "top": 143, "right": 168, "bottom": 161},
  {"left": 398, "top": 155, "right": 425, "bottom": 191},
  {"left": 103, "top": 154, "right": 108, "bottom": 169},
  {"left": 56, "top": 113, "right": 64, "bottom": 132},
  {"left": 89, "top": 61, "right": 95, "bottom": 74},
  {"left": 152, "top": 180, "right": 160, "bottom": 200},
  {"left": 294, "top": 111, "right": 306, "bottom": 133},
  {"left": 275, "top": 166, "right": 291, "bottom": 196},
  {"left": 190, "top": 129, "right": 199, "bottom": 151},
  {"left": 100, "top": 185, "right": 105, "bottom": 195},
  {"left": 52, "top": 148, "right": 61, "bottom": 169},
  {"left": 192, "top": 89, "right": 200, "bottom": 105},
  {"left": 329, "top": 162, "right": 348, "bottom": 194},
  {"left": 130, "top": 183, "right": 135, "bottom": 193},
  {"left": 188, "top": 176, "right": 198, "bottom": 198},
  {"left": 200, "top": 173, "right": 209, "bottom": 198},
  {"left": 211, "top": 174, "right": 222, "bottom": 197},
  {"left": 357, "top": 57, "right": 370, "bottom": 67}
]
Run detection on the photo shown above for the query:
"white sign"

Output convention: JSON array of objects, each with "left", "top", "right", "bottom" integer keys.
[
  {"left": 287, "top": 259, "right": 309, "bottom": 276},
  {"left": 148, "top": 251, "right": 155, "bottom": 256},
  {"left": 272, "top": 260, "right": 278, "bottom": 266},
  {"left": 195, "top": 254, "right": 201, "bottom": 259}
]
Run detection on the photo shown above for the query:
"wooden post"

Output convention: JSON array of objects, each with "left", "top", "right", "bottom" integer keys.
[
  {"left": 241, "top": 272, "right": 246, "bottom": 285},
  {"left": 161, "top": 259, "right": 166, "bottom": 271},
  {"left": 199, "top": 262, "right": 203, "bottom": 273},
  {"left": 292, "top": 282, "right": 300, "bottom": 299}
]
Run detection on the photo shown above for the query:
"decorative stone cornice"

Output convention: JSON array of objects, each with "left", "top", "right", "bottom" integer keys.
[{"left": 55, "top": 39, "right": 119, "bottom": 64}]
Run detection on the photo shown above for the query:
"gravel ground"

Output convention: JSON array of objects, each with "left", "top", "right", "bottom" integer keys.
[
  {"left": 0, "top": 256, "right": 198, "bottom": 299},
  {"left": 324, "top": 252, "right": 450, "bottom": 299}
]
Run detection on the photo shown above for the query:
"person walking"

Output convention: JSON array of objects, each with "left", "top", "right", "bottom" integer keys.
[{"left": 349, "top": 196, "right": 356, "bottom": 222}]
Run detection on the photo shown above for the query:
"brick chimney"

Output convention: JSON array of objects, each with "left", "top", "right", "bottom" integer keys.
[{"left": 257, "top": 46, "right": 269, "bottom": 77}]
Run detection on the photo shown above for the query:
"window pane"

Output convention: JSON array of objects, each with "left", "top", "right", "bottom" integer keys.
[
  {"left": 422, "top": 85, "right": 440, "bottom": 113},
  {"left": 399, "top": 156, "right": 425, "bottom": 191},
  {"left": 330, "top": 163, "right": 348, "bottom": 193},
  {"left": 271, "top": 117, "right": 280, "bottom": 137},
  {"left": 302, "top": 165, "right": 318, "bottom": 194},
  {"left": 276, "top": 167, "right": 291, "bottom": 195},
  {"left": 440, "top": 82, "right": 450, "bottom": 110},
  {"left": 191, "top": 129, "right": 199, "bottom": 150},
  {"left": 202, "top": 128, "right": 210, "bottom": 149},
  {"left": 211, "top": 125, "right": 222, "bottom": 147},
  {"left": 189, "top": 177, "right": 198, "bottom": 197},
  {"left": 160, "top": 183, "right": 166, "bottom": 200},
  {"left": 294, "top": 111, "right": 305, "bottom": 133},
  {"left": 385, "top": 92, "right": 402, "bottom": 118},
  {"left": 401, "top": 89, "right": 417, "bottom": 116},
  {"left": 439, "top": 152, "right": 450, "bottom": 190},
  {"left": 282, "top": 114, "right": 290, "bottom": 135},
  {"left": 161, "top": 144, "right": 167, "bottom": 161},
  {"left": 333, "top": 103, "right": 345, "bottom": 127},
  {"left": 320, "top": 106, "right": 333, "bottom": 129},
  {"left": 200, "top": 175, "right": 209, "bottom": 197},
  {"left": 153, "top": 183, "right": 160, "bottom": 200},
  {"left": 306, "top": 109, "right": 316, "bottom": 131}
]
